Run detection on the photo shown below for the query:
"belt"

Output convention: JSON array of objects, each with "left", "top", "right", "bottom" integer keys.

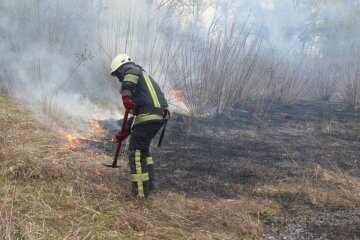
[{"left": 135, "top": 106, "right": 165, "bottom": 116}]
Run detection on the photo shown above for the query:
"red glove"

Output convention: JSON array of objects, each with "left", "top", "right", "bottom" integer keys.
[
  {"left": 122, "top": 96, "right": 137, "bottom": 111},
  {"left": 115, "top": 131, "right": 130, "bottom": 142}
]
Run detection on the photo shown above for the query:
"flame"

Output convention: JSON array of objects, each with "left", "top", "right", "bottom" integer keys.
[
  {"left": 170, "top": 89, "right": 195, "bottom": 114},
  {"left": 89, "top": 120, "right": 106, "bottom": 138},
  {"left": 67, "top": 134, "right": 77, "bottom": 150},
  {"left": 170, "top": 89, "right": 185, "bottom": 102},
  {"left": 169, "top": 89, "right": 209, "bottom": 116},
  {"left": 56, "top": 128, "right": 83, "bottom": 150},
  {"left": 95, "top": 168, "right": 103, "bottom": 176},
  {"left": 57, "top": 116, "right": 111, "bottom": 150}
]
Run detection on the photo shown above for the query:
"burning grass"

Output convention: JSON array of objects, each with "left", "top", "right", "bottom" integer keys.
[{"left": 0, "top": 95, "right": 280, "bottom": 239}]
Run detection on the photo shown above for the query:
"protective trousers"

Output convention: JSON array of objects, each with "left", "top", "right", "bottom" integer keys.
[{"left": 129, "top": 122, "right": 163, "bottom": 198}]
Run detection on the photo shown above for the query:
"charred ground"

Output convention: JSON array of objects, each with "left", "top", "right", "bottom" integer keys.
[{"left": 91, "top": 100, "right": 360, "bottom": 239}]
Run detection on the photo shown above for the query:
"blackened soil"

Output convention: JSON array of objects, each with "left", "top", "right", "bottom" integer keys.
[{"left": 87, "top": 100, "right": 360, "bottom": 240}]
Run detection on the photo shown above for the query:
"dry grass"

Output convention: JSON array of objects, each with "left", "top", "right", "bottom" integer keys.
[
  {"left": 0, "top": 95, "right": 281, "bottom": 239},
  {"left": 254, "top": 165, "right": 360, "bottom": 209}
]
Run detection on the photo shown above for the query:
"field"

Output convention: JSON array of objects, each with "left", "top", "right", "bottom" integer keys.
[{"left": 1, "top": 95, "right": 359, "bottom": 239}]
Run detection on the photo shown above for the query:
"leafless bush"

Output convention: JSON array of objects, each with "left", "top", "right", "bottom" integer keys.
[
  {"left": 268, "top": 54, "right": 312, "bottom": 106},
  {"left": 166, "top": 13, "right": 264, "bottom": 116},
  {"left": 339, "top": 56, "right": 360, "bottom": 109},
  {"left": 308, "top": 59, "right": 341, "bottom": 101},
  {"left": 167, "top": 30, "right": 214, "bottom": 115},
  {"left": 211, "top": 31, "right": 263, "bottom": 115},
  {"left": 249, "top": 53, "right": 280, "bottom": 125}
]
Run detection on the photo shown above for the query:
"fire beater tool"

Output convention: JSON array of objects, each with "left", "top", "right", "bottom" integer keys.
[
  {"left": 102, "top": 109, "right": 129, "bottom": 168},
  {"left": 157, "top": 109, "right": 170, "bottom": 147}
]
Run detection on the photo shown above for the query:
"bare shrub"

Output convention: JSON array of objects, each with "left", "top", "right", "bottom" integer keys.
[
  {"left": 167, "top": 31, "right": 214, "bottom": 115},
  {"left": 211, "top": 30, "right": 263, "bottom": 116},
  {"left": 313, "top": 62, "right": 341, "bottom": 101},
  {"left": 304, "top": 58, "right": 341, "bottom": 101},
  {"left": 249, "top": 54, "right": 281, "bottom": 125},
  {"left": 339, "top": 56, "right": 360, "bottom": 109},
  {"left": 269, "top": 54, "right": 312, "bottom": 106},
  {"left": 167, "top": 13, "right": 264, "bottom": 116}
]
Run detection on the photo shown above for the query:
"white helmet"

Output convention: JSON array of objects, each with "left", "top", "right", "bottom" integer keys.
[{"left": 110, "top": 53, "right": 133, "bottom": 74}]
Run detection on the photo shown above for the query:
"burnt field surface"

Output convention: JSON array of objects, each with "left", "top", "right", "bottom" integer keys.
[{"left": 87, "top": 100, "right": 360, "bottom": 240}]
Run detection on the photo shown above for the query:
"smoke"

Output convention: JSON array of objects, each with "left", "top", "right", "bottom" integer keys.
[
  {"left": 207, "top": 0, "right": 360, "bottom": 57},
  {"left": 0, "top": 0, "right": 181, "bottom": 130},
  {"left": 1, "top": 1, "right": 108, "bottom": 124},
  {"left": 1, "top": 0, "right": 359, "bottom": 129}
]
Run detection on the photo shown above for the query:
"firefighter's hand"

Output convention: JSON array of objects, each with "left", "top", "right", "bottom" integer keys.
[
  {"left": 115, "top": 131, "right": 130, "bottom": 142},
  {"left": 122, "top": 96, "right": 137, "bottom": 110}
]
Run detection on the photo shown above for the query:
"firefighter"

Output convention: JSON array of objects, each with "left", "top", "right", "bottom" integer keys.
[{"left": 110, "top": 53, "right": 168, "bottom": 198}]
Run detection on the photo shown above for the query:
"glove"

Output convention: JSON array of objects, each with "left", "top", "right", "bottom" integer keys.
[
  {"left": 115, "top": 130, "right": 130, "bottom": 142},
  {"left": 122, "top": 96, "right": 137, "bottom": 111}
]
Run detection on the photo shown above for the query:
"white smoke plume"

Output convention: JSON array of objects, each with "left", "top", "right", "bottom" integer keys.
[
  {"left": 0, "top": 0, "right": 183, "bottom": 132},
  {"left": 1, "top": 0, "right": 359, "bottom": 130}
]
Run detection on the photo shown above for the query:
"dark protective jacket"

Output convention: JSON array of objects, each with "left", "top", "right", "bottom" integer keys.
[{"left": 118, "top": 63, "right": 168, "bottom": 127}]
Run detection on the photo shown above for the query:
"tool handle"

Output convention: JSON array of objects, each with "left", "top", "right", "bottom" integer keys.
[
  {"left": 119, "top": 110, "right": 129, "bottom": 134},
  {"left": 157, "top": 109, "right": 170, "bottom": 147},
  {"left": 157, "top": 121, "right": 167, "bottom": 147},
  {"left": 111, "top": 110, "right": 130, "bottom": 167}
]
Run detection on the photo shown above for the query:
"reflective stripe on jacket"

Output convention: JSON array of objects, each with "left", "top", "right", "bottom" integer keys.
[{"left": 120, "top": 63, "right": 168, "bottom": 127}]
